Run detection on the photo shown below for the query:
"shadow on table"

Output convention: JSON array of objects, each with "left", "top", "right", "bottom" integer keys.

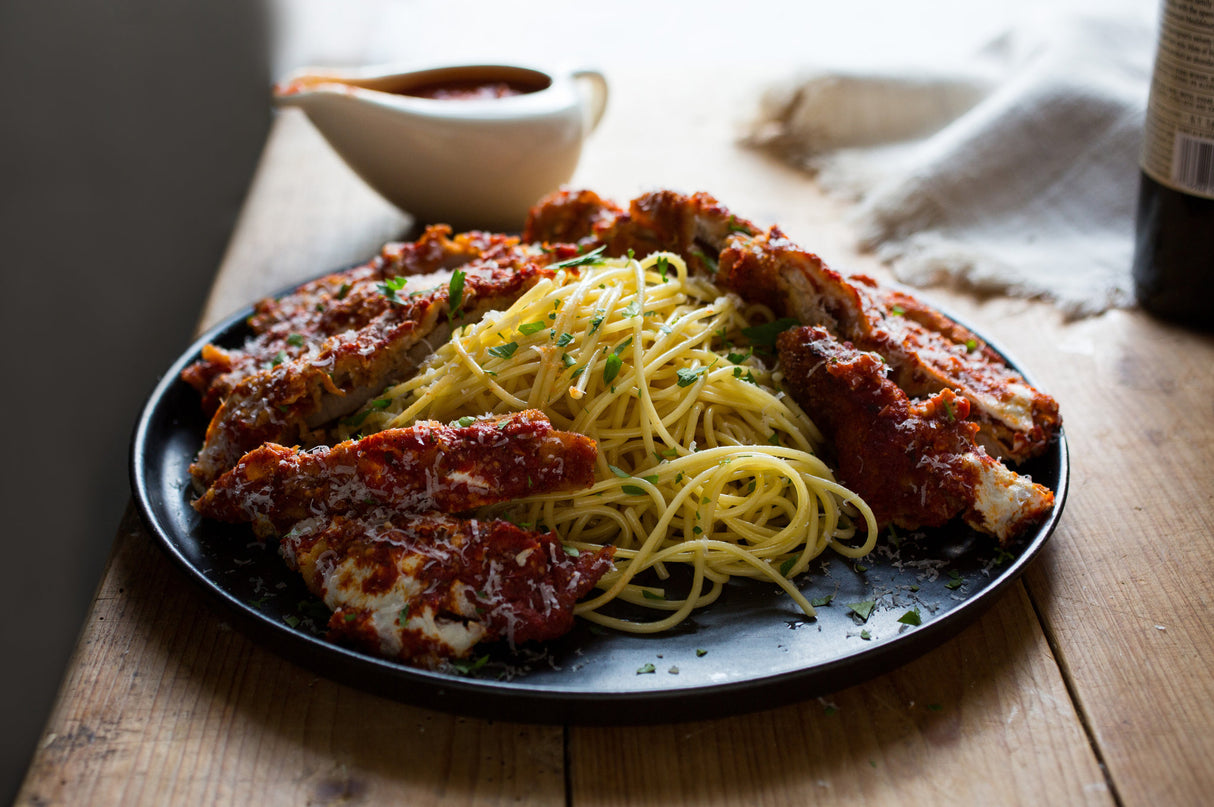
[
  {"left": 0, "top": 0, "right": 270, "bottom": 801},
  {"left": 24, "top": 507, "right": 1064, "bottom": 803}
]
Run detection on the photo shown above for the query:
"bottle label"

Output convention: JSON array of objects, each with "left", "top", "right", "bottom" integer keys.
[{"left": 1142, "top": 0, "right": 1214, "bottom": 199}]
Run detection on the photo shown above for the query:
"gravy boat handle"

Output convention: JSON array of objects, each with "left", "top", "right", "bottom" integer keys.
[{"left": 572, "top": 69, "right": 609, "bottom": 134}]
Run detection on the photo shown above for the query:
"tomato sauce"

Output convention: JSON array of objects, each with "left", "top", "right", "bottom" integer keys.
[{"left": 399, "top": 78, "right": 544, "bottom": 100}]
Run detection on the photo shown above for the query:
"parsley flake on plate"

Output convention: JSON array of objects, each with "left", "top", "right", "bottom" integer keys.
[{"left": 847, "top": 600, "right": 876, "bottom": 622}]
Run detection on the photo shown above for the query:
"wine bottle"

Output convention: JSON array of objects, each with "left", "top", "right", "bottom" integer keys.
[{"left": 1133, "top": 0, "right": 1214, "bottom": 330}]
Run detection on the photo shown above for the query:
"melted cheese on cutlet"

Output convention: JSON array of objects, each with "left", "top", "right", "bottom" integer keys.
[{"left": 322, "top": 550, "right": 487, "bottom": 658}]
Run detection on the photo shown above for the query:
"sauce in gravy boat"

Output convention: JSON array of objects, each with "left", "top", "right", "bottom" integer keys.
[{"left": 274, "top": 64, "right": 609, "bottom": 230}]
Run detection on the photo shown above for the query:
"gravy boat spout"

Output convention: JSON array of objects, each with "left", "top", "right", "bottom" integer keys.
[{"left": 273, "top": 63, "right": 608, "bottom": 231}]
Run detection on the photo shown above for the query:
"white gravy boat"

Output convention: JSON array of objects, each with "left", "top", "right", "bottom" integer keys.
[{"left": 273, "top": 63, "right": 609, "bottom": 231}]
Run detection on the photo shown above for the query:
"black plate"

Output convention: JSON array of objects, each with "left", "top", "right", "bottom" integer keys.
[{"left": 130, "top": 300, "right": 1068, "bottom": 725}]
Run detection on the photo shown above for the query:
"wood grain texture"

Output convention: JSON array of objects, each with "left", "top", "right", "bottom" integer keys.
[
  {"left": 18, "top": 61, "right": 1214, "bottom": 807},
  {"left": 18, "top": 508, "right": 564, "bottom": 806},
  {"left": 571, "top": 583, "right": 1110, "bottom": 806},
  {"left": 1019, "top": 311, "right": 1214, "bottom": 807}
]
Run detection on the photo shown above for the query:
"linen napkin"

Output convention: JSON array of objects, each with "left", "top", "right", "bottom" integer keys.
[{"left": 744, "top": 11, "right": 1155, "bottom": 318}]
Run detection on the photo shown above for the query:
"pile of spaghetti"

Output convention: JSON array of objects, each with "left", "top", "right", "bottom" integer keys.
[{"left": 342, "top": 251, "right": 877, "bottom": 632}]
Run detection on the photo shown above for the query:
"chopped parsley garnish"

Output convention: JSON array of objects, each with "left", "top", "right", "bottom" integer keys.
[
  {"left": 676, "top": 367, "right": 704, "bottom": 387},
  {"left": 860, "top": 629, "right": 872, "bottom": 640},
  {"left": 456, "top": 415, "right": 477, "bottom": 427},
  {"left": 376, "top": 276, "right": 408, "bottom": 302},
  {"left": 608, "top": 464, "right": 631, "bottom": 478},
  {"left": 945, "top": 570, "right": 964, "bottom": 590},
  {"left": 778, "top": 557, "right": 797, "bottom": 576},
  {"left": 636, "top": 663, "right": 656, "bottom": 674},
  {"left": 396, "top": 605, "right": 410, "bottom": 625},
  {"left": 622, "top": 299, "right": 641, "bottom": 318},
  {"left": 448, "top": 268, "right": 466, "bottom": 319},
  {"left": 555, "top": 332, "right": 574, "bottom": 347},
  {"left": 452, "top": 654, "right": 490, "bottom": 674},
  {"left": 282, "top": 615, "right": 300, "bottom": 628},
  {"left": 588, "top": 312, "right": 605, "bottom": 334},
  {"left": 621, "top": 484, "right": 646, "bottom": 495},
  {"left": 891, "top": 304, "right": 906, "bottom": 316},
  {"left": 488, "top": 341, "right": 519, "bottom": 359},
  {"left": 340, "top": 398, "right": 389, "bottom": 428},
  {"left": 641, "top": 589, "right": 665, "bottom": 601},
  {"left": 603, "top": 337, "right": 632, "bottom": 384},
  {"left": 741, "top": 317, "right": 799, "bottom": 349},
  {"left": 550, "top": 245, "right": 607, "bottom": 269},
  {"left": 335, "top": 282, "right": 351, "bottom": 300},
  {"left": 847, "top": 600, "right": 876, "bottom": 622},
  {"left": 518, "top": 320, "right": 546, "bottom": 335},
  {"left": 810, "top": 594, "right": 834, "bottom": 608},
  {"left": 887, "top": 524, "right": 901, "bottom": 548},
  {"left": 691, "top": 248, "right": 718, "bottom": 274},
  {"left": 897, "top": 609, "right": 922, "bottom": 626},
  {"left": 695, "top": 648, "right": 708, "bottom": 657},
  {"left": 655, "top": 255, "right": 670, "bottom": 282},
  {"left": 296, "top": 599, "right": 331, "bottom": 622},
  {"left": 563, "top": 545, "right": 580, "bottom": 557},
  {"left": 269, "top": 351, "right": 287, "bottom": 368},
  {"left": 287, "top": 333, "right": 305, "bottom": 347},
  {"left": 727, "top": 348, "right": 752, "bottom": 365}
]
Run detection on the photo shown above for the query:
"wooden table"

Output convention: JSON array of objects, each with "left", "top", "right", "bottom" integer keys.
[{"left": 18, "top": 64, "right": 1214, "bottom": 806}]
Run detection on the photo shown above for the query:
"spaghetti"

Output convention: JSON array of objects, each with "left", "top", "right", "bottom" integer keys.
[{"left": 342, "top": 252, "right": 878, "bottom": 632}]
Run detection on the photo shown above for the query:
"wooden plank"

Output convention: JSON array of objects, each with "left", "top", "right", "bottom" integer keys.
[
  {"left": 18, "top": 507, "right": 565, "bottom": 806},
  {"left": 1015, "top": 309, "right": 1214, "bottom": 807},
  {"left": 811, "top": 285, "right": 1214, "bottom": 807},
  {"left": 583, "top": 64, "right": 1214, "bottom": 805},
  {"left": 570, "top": 583, "right": 1109, "bottom": 806},
  {"left": 23, "top": 58, "right": 1214, "bottom": 805},
  {"left": 18, "top": 115, "right": 565, "bottom": 805},
  {"left": 17, "top": 113, "right": 571, "bottom": 806},
  {"left": 562, "top": 68, "right": 1111, "bottom": 805}
]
